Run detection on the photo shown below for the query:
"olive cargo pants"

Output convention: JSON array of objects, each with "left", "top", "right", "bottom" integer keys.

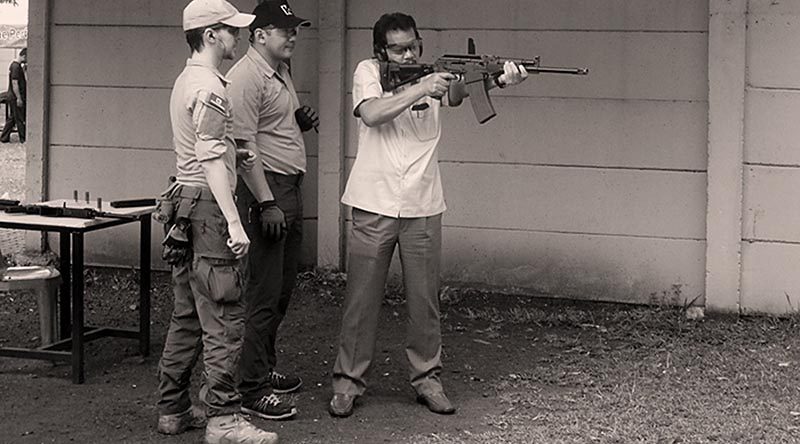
[{"left": 157, "top": 192, "right": 245, "bottom": 417}]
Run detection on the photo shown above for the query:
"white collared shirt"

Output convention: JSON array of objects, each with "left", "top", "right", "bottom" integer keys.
[{"left": 341, "top": 59, "right": 447, "bottom": 218}]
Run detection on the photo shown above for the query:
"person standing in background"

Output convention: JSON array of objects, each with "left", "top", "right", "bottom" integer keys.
[{"left": 1, "top": 47, "right": 26, "bottom": 144}]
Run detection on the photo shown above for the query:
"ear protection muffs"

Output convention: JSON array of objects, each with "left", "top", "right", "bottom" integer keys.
[{"left": 374, "top": 44, "right": 388, "bottom": 62}]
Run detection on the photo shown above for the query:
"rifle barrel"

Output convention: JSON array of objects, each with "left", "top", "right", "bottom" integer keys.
[{"left": 523, "top": 64, "right": 589, "bottom": 75}]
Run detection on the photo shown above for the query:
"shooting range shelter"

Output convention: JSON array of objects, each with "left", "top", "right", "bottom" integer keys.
[{"left": 22, "top": 0, "right": 800, "bottom": 314}]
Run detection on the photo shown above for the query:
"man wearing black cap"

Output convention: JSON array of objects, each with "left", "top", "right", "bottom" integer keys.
[{"left": 226, "top": 0, "right": 317, "bottom": 421}]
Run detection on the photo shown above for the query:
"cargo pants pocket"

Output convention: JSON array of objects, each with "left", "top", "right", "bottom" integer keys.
[{"left": 195, "top": 257, "right": 243, "bottom": 304}]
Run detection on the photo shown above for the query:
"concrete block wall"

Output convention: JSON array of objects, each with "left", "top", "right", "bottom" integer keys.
[
  {"left": 42, "top": 0, "right": 319, "bottom": 268},
  {"left": 343, "top": 0, "right": 709, "bottom": 304},
  {"left": 33, "top": 0, "right": 800, "bottom": 313},
  {"left": 740, "top": 0, "right": 800, "bottom": 313}
]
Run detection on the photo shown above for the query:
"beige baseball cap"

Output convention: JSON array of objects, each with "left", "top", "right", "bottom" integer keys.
[{"left": 183, "top": 0, "right": 256, "bottom": 31}]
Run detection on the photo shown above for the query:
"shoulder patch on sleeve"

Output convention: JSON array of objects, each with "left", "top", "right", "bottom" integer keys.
[
  {"left": 194, "top": 90, "right": 229, "bottom": 141},
  {"left": 205, "top": 92, "right": 228, "bottom": 115}
]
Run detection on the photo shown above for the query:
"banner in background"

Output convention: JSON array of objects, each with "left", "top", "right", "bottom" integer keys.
[
  {"left": 0, "top": 25, "right": 26, "bottom": 48},
  {"left": 0, "top": 0, "right": 27, "bottom": 48}
]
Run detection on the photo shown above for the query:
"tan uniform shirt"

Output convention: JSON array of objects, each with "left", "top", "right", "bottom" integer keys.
[
  {"left": 227, "top": 46, "right": 306, "bottom": 175},
  {"left": 341, "top": 58, "right": 447, "bottom": 218},
  {"left": 170, "top": 59, "right": 237, "bottom": 193}
]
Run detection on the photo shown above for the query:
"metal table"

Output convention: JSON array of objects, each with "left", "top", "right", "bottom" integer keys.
[{"left": 0, "top": 199, "right": 154, "bottom": 383}]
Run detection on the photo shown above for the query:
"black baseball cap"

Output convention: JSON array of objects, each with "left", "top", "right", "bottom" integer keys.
[{"left": 249, "top": 0, "right": 310, "bottom": 31}]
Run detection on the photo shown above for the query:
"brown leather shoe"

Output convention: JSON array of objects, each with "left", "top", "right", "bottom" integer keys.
[
  {"left": 417, "top": 391, "right": 456, "bottom": 414},
  {"left": 328, "top": 393, "right": 356, "bottom": 417}
]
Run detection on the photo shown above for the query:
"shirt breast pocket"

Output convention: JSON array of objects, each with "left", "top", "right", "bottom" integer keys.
[{"left": 407, "top": 99, "right": 439, "bottom": 142}]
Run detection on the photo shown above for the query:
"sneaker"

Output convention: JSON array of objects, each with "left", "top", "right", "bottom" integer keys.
[
  {"left": 205, "top": 413, "right": 278, "bottom": 444},
  {"left": 242, "top": 393, "right": 297, "bottom": 420},
  {"left": 268, "top": 370, "right": 302, "bottom": 394},
  {"left": 157, "top": 406, "right": 206, "bottom": 435}
]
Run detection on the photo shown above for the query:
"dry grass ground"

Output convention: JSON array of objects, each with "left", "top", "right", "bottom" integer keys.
[
  {"left": 1, "top": 268, "right": 799, "bottom": 443},
  {"left": 412, "top": 294, "right": 800, "bottom": 444}
]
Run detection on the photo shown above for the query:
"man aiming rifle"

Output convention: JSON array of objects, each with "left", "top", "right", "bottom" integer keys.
[
  {"left": 328, "top": 12, "right": 530, "bottom": 418},
  {"left": 379, "top": 38, "right": 588, "bottom": 123}
]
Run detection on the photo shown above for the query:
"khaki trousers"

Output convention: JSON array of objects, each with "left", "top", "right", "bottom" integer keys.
[
  {"left": 157, "top": 195, "right": 245, "bottom": 417},
  {"left": 332, "top": 208, "right": 444, "bottom": 396}
]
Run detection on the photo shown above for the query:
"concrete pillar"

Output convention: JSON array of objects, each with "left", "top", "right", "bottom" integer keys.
[
  {"left": 316, "top": 0, "right": 346, "bottom": 269},
  {"left": 25, "top": 0, "right": 51, "bottom": 251},
  {"left": 25, "top": 0, "right": 50, "bottom": 204},
  {"left": 705, "top": 0, "right": 747, "bottom": 313}
]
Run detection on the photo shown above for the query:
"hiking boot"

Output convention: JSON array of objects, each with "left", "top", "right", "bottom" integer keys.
[
  {"left": 157, "top": 406, "right": 206, "bottom": 435},
  {"left": 204, "top": 413, "right": 278, "bottom": 444},
  {"left": 268, "top": 370, "right": 302, "bottom": 394},
  {"left": 242, "top": 393, "right": 297, "bottom": 420},
  {"left": 417, "top": 391, "right": 456, "bottom": 415}
]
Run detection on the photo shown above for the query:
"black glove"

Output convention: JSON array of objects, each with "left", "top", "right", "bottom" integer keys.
[
  {"left": 161, "top": 219, "right": 192, "bottom": 265},
  {"left": 295, "top": 105, "right": 319, "bottom": 133},
  {"left": 255, "top": 200, "right": 286, "bottom": 241}
]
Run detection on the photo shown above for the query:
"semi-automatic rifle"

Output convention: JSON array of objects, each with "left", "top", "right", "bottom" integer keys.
[
  {"left": 379, "top": 38, "right": 589, "bottom": 123},
  {"left": 0, "top": 199, "right": 138, "bottom": 220}
]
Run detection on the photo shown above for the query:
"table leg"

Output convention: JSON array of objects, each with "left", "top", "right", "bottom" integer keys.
[
  {"left": 71, "top": 232, "right": 84, "bottom": 384},
  {"left": 139, "top": 215, "right": 151, "bottom": 357},
  {"left": 59, "top": 232, "right": 71, "bottom": 340}
]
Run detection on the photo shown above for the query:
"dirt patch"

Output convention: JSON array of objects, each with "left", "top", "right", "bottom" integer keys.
[{"left": 1, "top": 268, "right": 800, "bottom": 443}]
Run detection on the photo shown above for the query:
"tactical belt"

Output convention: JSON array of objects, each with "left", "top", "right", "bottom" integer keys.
[{"left": 176, "top": 185, "right": 216, "bottom": 202}]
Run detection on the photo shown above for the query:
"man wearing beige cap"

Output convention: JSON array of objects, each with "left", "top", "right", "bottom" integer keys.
[{"left": 154, "top": 1, "right": 278, "bottom": 443}]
